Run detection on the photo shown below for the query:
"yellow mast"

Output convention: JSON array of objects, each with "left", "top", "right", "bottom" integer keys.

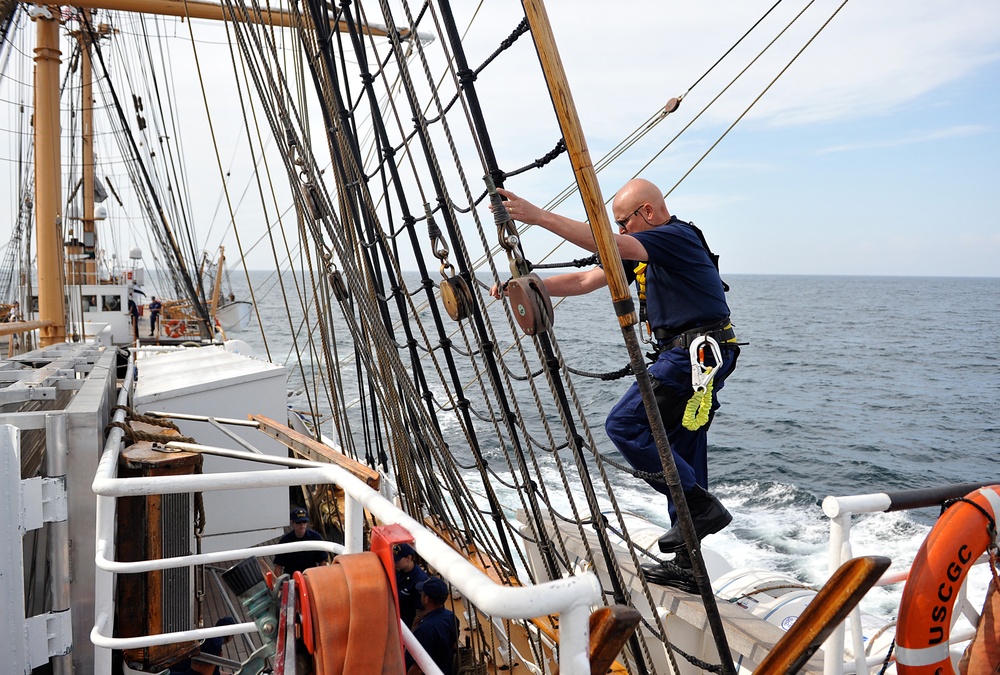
[
  {"left": 30, "top": 1, "right": 415, "bottom": 348},
  {"left": 33, "top": 6, "right": 65, "bottom": 347}
]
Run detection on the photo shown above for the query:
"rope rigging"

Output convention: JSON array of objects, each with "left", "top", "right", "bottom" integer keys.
[
  {"left": 81, "top": 13, "right": 213, "bottom": 335},
  {"left": 18, "top": 1, "right": 861, "bottom": 671},
  {"left": 204, "top": 1, "right": 722, "bottom": 668}
]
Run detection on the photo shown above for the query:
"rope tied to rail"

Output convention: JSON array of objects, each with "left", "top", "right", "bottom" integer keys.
[
  {"left": 111, "top": 404, "right": 184, "bottom": 432},
  {"left": 105, "top": 420, "right": 197, "bottom": 445}
]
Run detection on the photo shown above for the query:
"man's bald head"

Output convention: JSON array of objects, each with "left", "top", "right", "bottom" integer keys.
[{"left": 612, "top": 179, "right": 670, "bottom": 231}]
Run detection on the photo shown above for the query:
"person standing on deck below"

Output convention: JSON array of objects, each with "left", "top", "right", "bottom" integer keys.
[
  {"left": 491, "top": 179, "right": 740, "bottom": 592},
  {"left": 148, "top": 296, "right": 162, "bottom": 336},
  {"left": 394, "top": 543, "right": 429, "bottom": 630},
  {"left": 128, "top": 297, "right": 139, "bottom": 341},
  {"left": 406, "top": 577, "right": 457, "bottom": 675},
  {"left": 272, "top": 507, "right": 329, "bottom": 577}
]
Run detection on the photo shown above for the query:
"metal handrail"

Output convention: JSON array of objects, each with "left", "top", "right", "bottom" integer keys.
[
  {"left": 90, "top": 356, "right": 602, "bottom": 674},
  {"left": 821, "top": 482, "right": 998, "bottom": 674}
]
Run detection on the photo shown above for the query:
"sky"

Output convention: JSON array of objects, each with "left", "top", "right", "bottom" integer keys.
[
  {"left": 1, "top": 0, "right": 998, "bottom": 279},
  {"left": 481, "top": 0, "right": 1000, "bottom": 278}
]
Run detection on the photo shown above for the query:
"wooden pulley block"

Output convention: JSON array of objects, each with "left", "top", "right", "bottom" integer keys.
[
  {"left": 329, "top": 270, "right": 348, "bottom": 301},
  {"left": 505, "top": 273, "right": 554, "bottom": 336},
  {"left": 439, "top": 275, "right": 473, "bottom": 321}
]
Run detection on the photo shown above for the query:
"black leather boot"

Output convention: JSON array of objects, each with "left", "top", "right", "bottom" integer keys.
[
  {"left": 640, "top": 550, "right": 697, "bottom": 593},
  {"left": 657, "top": 485, "right": 732, "bottom": 553}
]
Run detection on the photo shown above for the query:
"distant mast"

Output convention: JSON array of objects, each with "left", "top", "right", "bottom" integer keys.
[{"left": 33, "top": 6, "right": 66, "bottom": 346}]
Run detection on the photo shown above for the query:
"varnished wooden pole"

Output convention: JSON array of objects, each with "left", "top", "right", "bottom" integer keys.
[
  {"left": 34, "top": 8, "right": 66, "bottom": 346},
  {"left": 520, "top": 0, "right": 635, "bottom": 329}
]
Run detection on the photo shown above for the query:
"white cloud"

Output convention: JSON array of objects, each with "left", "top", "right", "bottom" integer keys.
[
  {"left": 527, "top": 0, "right": 1000, "bottom": 132},
  {"left": 817, "top": 124, "right": 990, "bottom": 154}
]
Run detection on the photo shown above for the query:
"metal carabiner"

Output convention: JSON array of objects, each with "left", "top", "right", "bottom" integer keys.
[{"left": 689, "top": 334, "right": 723, "bottom": 392}]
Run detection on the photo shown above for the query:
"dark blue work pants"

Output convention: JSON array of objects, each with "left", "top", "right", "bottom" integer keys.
[{"left": 605, "top": 345, "right": 738, "bottom": 523}]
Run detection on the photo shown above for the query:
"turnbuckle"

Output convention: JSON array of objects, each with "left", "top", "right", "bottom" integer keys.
[{"left": 689, "top": 335, "right": 722, "bottom": 392}]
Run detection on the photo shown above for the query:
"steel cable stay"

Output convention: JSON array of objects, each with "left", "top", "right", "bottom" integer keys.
[{"left": 647, "top": 0, "right": 826, "bottom": 195}]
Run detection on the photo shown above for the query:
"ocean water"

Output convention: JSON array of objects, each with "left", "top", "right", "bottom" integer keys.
[{"left": 232, "top": 272, "right": 1000, "bottom": 618}]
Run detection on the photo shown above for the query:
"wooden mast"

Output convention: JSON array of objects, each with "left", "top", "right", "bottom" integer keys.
[
  {"left": 29, "top": 1, "right": 423, "bottom": 349},
  {"left": 34, "top": 6, "right": 66, "bottom": 347},
  {"left": 209, "top": 247, "right": 224, "bottom": 325}
]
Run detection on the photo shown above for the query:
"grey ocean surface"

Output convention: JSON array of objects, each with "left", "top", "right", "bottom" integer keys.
[{"left": 236, "top": 272, "right": 1000, "bottom": 616}]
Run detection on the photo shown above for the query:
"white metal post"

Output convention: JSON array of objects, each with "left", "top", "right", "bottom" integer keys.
[
  {"left": 823, "top": 512, "right": 850, "bottom": 675},
  {"left": 1, "top": 425, "right": 29, "bottom": 672},
  {"left": 45, "top": 414, "right": 72, "bottom": 675}
]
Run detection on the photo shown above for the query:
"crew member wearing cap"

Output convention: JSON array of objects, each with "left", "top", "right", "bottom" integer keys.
[
  {"left": 394, "top": 543, "right": 428, "bottom": 629},
  {"left": 407, "top": 576, "right": 458, "bottom": 675},
  {"left": 273, "top": 507, "right": 328, "bottom": 577}
]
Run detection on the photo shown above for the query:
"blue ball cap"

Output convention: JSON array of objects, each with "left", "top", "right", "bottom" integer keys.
[
  {"left": 416, "top": 576, "right": 449, "bottom": 601},
  {"left": 290, "top": 507, "right": 308, "bottom": 523},
  {"left": 202, "top": 617, "right": 237, "bottom": 656},
  {"left": 393, "top": 543, "right": 416, "bottom": 560}
]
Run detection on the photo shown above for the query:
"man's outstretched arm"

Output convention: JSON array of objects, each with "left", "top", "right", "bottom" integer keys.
[{"left": 496, "top": 188, "right": 648, "bottom": 262}]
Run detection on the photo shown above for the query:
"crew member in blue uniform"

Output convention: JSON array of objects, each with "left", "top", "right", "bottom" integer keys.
[
  {"left": 493, "top": 179, "right": 740, "bottom": 592},
  {"left": 394, "top": 542, "right": 428, "bottom": 630},
  {"left": 273, "top": 507, "right": 329, "bottom": 577},
  {"left": 406, "top": 576, "right": 457, "bottom": 675},
  {"left": 148, "top": 296, "right": 162, "bottom": 336}
]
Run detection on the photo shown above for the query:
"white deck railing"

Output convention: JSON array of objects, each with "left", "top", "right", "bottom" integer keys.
[
  {"left": 91, "top": 358, "right": 601, "bottom": 674},
  {"left": 821, "top": 486, "right": 993, "bottom": 674}
]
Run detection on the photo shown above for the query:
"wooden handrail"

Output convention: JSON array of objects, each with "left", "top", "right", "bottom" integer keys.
[
  {"left": 250, "top": 414, "right": 380, "bottom": 490},
  {"left": 0, "top": 320, "right": 54, "bottom": 337}
]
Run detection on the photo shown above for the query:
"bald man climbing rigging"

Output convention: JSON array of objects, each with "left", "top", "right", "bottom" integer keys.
[{"left": 492, "top": 178, "right": 741, "bottom": 592}]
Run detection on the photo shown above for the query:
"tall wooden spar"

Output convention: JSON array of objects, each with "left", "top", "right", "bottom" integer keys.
[{"left": 33, "top": 8, "right": 66, "bottom": 346}]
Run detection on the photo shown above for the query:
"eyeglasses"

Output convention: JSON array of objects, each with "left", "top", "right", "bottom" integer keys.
[{"left": 615, "top": 206, "right": 643, "bottom": 231}]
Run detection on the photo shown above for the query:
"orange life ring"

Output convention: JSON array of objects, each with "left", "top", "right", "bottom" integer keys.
[
  {"left": 164, "top": 319, "right": 186, "bottom": 338},
  {"left": 896, "top": 485, "right": 1000, "bottom": 674}
]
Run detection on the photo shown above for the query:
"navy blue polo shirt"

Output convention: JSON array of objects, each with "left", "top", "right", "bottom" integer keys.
[
  {"left": 408, "top": 606, "right": 458, "bottom": 675},
  {"left": 629, "top": 217, "right": 729, "bottom": 336},
  {"left": 396, "top": 564, "right": 428, "bottom": 629},
  {"left": 272, "top": 529, "right": 328, "bottom": 575}
]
